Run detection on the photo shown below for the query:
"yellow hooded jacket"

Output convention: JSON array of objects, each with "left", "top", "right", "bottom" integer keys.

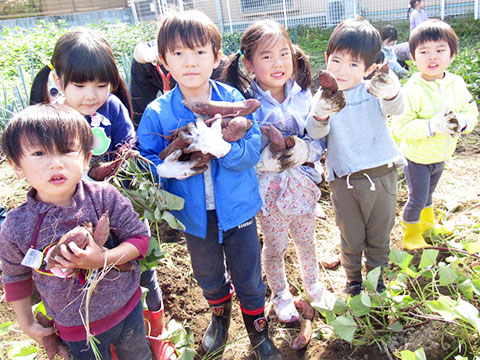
[{"left": 392, "top": 72, "right": 478, "bottom": 164}]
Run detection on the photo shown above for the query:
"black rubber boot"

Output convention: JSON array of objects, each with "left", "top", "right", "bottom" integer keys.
[
  {"left": 242, "top": 312, "right": 284, "bottom": 360},
  {"left": 202, "top": 298, "right": 232, "bottom": 357}
]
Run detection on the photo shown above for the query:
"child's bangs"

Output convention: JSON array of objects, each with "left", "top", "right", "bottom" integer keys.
[
  {"left": 22, "top": 121, "right": 81, "bottom": 155},
  {"left": 62, "top": 45, "right": 117, "bottom": 86},
  {"left": 164, "top": 18, "right": 220, "bottom": 55}
]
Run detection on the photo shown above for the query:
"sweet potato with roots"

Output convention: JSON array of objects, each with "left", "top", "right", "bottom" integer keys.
[
  {"left": 183, "top": 98, "right": 260, "bottom": 118},
  {"left": 159, "top": 116, "right": 253, "bottom": 161},
  {"left": 35, "top": 312, "right": 72, "bottom": 360},
  {"left": 88, "top": 141, "right": 139, "bottom": 181},
  {"left": 46, "top": 212, "right": 134, "bottom": 272}
]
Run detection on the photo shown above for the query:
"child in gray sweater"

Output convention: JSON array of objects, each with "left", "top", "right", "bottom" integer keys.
[{"left": 307, "top": 17, "right": 405, "bottom": 297}]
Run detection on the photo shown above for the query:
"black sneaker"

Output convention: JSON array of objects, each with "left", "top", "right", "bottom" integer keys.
[{"left": 345, "top": 281, "right": 363, "bottom": 297}]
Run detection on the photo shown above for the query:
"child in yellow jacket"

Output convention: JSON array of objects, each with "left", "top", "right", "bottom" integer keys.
[{"left": 392, "top": 19, "right": 478, "bottom": 250}]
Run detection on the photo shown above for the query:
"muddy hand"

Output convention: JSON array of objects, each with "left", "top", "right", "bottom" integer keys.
[
  {"left": 156, "top": 149, "right": 207, "bottom": 179},
  {"left": 366, "top": 62, "right": 401, "bottom": 100}
]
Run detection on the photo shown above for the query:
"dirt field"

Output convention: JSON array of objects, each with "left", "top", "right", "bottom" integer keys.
[{"left": 1, "top": 128, "right": 479, "bottom": 360}]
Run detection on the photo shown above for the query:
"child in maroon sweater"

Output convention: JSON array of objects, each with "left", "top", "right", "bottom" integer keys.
[{"left": 0, "top": 104, "right": 151, "bottom": 359}]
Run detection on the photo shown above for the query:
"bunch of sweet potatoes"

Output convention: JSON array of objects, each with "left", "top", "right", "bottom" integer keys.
[
  {"left": 158, "top": 99, "right": 260, "bottom": 167},
  {"left": 259, "top": 124, "right": 296, "bottom": 154},
  {"left": 46, "top": 212, "right": 134, "bottom": 273}
]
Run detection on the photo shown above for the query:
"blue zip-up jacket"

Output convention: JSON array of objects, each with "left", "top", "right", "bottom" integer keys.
[{"left": 137, "top": 80, "right": 262, "bottom": 239}]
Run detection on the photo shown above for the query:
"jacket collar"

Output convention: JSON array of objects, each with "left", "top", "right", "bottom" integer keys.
[{"left": 250, "top": 78, "right": 301, "bottom": 106}]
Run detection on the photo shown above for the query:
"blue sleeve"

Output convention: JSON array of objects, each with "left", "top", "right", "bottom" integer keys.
[
  {"left": 217, "top": 90, "right": 261, "bottom": 170},
  {"left": 136, "top": 104, "right": 165, "bottom": 180}
]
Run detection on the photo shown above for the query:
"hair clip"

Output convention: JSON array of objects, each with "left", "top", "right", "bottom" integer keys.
[
  {"left": 47, "top": 62, "right": 54, "bottom": 71},
  {"left": 237, "top": 49, "right": 244, "bottom": 59}
]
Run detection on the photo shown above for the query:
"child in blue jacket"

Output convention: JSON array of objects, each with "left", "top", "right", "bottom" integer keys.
[{"left": 137, "top": 9, "right": 284, "bottom": 360}]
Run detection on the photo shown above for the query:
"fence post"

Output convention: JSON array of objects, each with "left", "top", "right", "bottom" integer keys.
[
  {"left": 440, "top": 0, "right": 445, "bottom": 19},
  {"left": 475, "top": 0, "right": 479, "bottom": 20},
  {"left": 226, "top": 0, "right": 233, "bottom": 33},
  {"left": 215, "top": 0, "right": 224, "bottom": 33},
  {"left": 282, "top": 0, "right": 288, "bottom": 29},
  {"left": 177, "top": 0, "right": 184, "bottom": 11},
  {"left": 129, "top": 0, "right": 138, "bottom": 23}
]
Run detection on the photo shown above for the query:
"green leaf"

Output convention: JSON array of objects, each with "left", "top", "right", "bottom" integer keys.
[
  {"left": 363, "top": 266, "right": 380, "bottom": 292},
  {"left": 458, "top": 279, "right": 474, "bottom": 300},
  {"left": 330, "top": 313, "right": 358, "bottom": 343},
  {"left": 400, "top": 348, "right": 427, "bottom": 360},
  {"left": 452, "top": 298, "right": 480, "bottom": 333},
  {"left": 438, "top": 266, "right": 459, "bottom": 286},
  {"left": 419, "top": 249, "right": 439, "bottom": 269},
  {"left": 177, "top": 348, "right": 196, "bottom": 360},
  {"left": 472, "top": 279, "right": 480, "bottom": 296},
  {"left": 387, "top": 321, "right": 403, "bottom": 331},
  {"left": 426, "top": 296, "right": 457, "bottom": 322},
  {"left": 161, "top": 211, "right": 186, "bottom": 231},
  {"left": 348, "top": 293, "right": 372, "bottom": 317},
  {"left": 7, "top": 343, "right": 39, "bottom": 359},
  {"left": 463, "top": 241, "right": 480, "bottom": 255},
  {"left": 0, "top": 321, "right": 13, "bottom": 334},
  {"left": 389, "top": 248, "right": 413, "bottom": 269}
]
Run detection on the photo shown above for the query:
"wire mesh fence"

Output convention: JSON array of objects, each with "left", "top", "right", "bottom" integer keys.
[
  {"left": 130, "top": 0, "right": 479, "bottom": 30},
  {"left": 1, "top": 0, "right": 479, "bottom": 29}
]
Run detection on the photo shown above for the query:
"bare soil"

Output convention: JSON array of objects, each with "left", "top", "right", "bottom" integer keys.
[{"left": 1, "top": 128, "right": 479, "bottom": 360}]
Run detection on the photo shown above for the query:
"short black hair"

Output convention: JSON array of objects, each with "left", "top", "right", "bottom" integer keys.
[
  {"left": 326, "top": 17, "right": 381, "bottom": 69},
  {"left": 157, "top": 9, "right": 221, "bottom": 63},
  {"left": 2, "top": 104, "right": 93, "bottom": 165},
  {"left": 409, "top": 19, "right": 458, "bottom": 60},
  {"left": 380, "top": 25, "right": 398, "bottom": 42}
]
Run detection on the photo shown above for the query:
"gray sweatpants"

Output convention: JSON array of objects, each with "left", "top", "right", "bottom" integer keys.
[{"left": 330, "top": 167, "right": 397, "bottom": 283}]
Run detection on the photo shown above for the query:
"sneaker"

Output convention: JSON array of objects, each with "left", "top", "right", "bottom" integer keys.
[
  {"left": 345, "top": 281, "right": 363, "bottom": 297},
  {"left": 272, "top": 290, "right": 299, "bottom": 323}
]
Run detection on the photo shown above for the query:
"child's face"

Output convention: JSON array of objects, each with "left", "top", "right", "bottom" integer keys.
[
  {"left": 54, "top": 76, "right": 111, "bottom": 116},
  {"left": 11, "top": 142, "right": 91, "bottom": 206},
  {"left": 326, "top": 51, "right": 376, "bottom": 90},
  {"left": 412, "top": 39, "right": 454, "bottom": 81},
  {"left": 161, "top": 41, "right": 221, "bottom": 101},
  {"left": 243, "top": 36, "right": 293, "bottom": 101}
]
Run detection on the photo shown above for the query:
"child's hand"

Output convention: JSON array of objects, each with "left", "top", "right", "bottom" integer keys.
[
  {"left": 24, "top": 321, "right": 57, "bottom": 347},
  {"left": 55, "top": 235, "right": 106, "bottom": 269},
  {"left": 366, "top": 63, "right": 401, "bottom": 100},
  {"left": 256, "top": 138, "right": 308, "bottom": 172},
  {"left": 278, "top": 136, "right": 309, "bottom": 169},
  {"left": 184, "top": 118, "right": 232, "bottom": 158},
  {"left": 156, "top": 149, "right": 207, "bottom": 179},
  {"left": 429, "top": 108, "right": 458, "bottom": 135},
  {"left": 310, "top": 86, "right": 346, "bottom": 121}
]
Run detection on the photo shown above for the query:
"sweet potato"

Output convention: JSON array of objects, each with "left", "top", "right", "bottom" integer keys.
[
  {"left": 160, "top": 116, "right": 253, "bottom": 161},
  {"left": 291, "top": 297, "right": 315, "bottom": 350},
  {"left": 291, "top": 319, "right": 313, "bottom": 350},
  {"left": 318, "top": 69, "right": 339, "bottom": 92},
  {"left": 88, "top": 157, "right": 123, "bottom": 181},
  {"left": 35, "top": 312, "right": 72, "bottom": 360},
  {"left": 184, "top": 99, "right": 260, "bottom": 118},
  {"left": 46, "top": 212, "right": 132, "bottom": 272},
  {"left": 294, "top": 298, "right": 315, "bottom": 320},
  {"left": 260, "top": 124, "right": 286, "bottom": 153},
  {"left": 46, "top": 225, "right": 93, "bottom": 270}
]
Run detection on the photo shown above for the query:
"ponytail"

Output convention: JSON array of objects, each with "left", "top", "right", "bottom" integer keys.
[
  {"left": 220, "top": 52, "right": 253, "bottom": 99},
  {"left": 30, "top": 65, "right": 52, "bottom": 105},
  {"left": 292, "top": 44, "right": 312, "bottom": 90}
]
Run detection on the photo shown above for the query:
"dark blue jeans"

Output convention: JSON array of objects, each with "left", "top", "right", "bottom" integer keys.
[
  {"left": 66, "top": 300, "right": 151, "bottom": 360},
  {"left": 403, "top": 159, "right": 445, "bottom": 222},
  {"left": 185, "top": 211, "right": 266, "bottom": 311}
]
